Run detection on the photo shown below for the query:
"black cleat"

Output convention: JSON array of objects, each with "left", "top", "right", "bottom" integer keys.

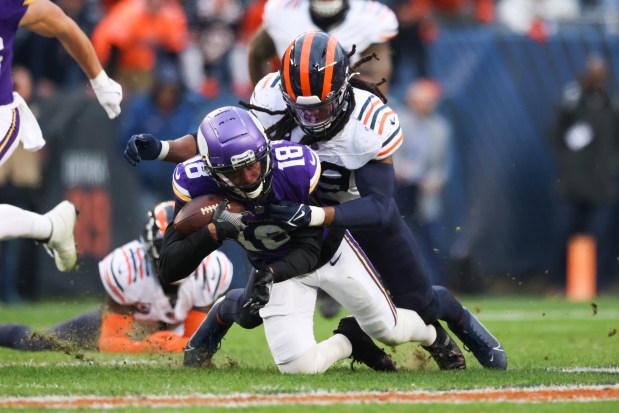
[
  {"left": 183, "top": 301, "right": 230, "bottom": 368},
  {"left": 183, "top": 345, "right": 215, "bottom": 368},
  {"left": 422, "top": 323, "right": 466, "bottom": 370},
  {"left": 448, "top": 307, "right": 507, "bottom": 370},
  {"left": 334, "top": 316, "right": 397, "bottom": 372}
]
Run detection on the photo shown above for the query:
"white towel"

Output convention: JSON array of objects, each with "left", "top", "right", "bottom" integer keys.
[{"left": 13, "top": 92, "right": 45, "bottom": 151}]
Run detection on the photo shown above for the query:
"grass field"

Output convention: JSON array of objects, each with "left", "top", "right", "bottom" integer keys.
[{"left": 0, "top": 295, "right": 618, "bottom": 412}]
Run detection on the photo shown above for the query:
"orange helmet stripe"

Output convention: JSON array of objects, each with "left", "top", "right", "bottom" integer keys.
[
  {"left": 299, "top": 32, "right": 316, "bottom": 97},
  {"left": 282, "top": 44, "right": 296, "bottom": 99},
  {"left": 321, "top": 35, "right": 338, "bottom": 100}
]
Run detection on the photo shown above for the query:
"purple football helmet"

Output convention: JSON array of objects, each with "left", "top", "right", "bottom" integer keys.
[{"left": 197, "top": 106, "right": 272, "bottom": 199}]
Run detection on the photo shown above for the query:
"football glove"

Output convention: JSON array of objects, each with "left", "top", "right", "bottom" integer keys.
[
  {"left": 124, "top": 134, "right": 162, "bottom": 166},
  {"left": 266, "top": 201, "right": 325, "bottom": 228},
  {"left": 90, "top": 70, "right": 122, "bottom": 119},
  {"left": 244, "top": 268, "right": 274, "bottom": 314},
  {"left": 212, "top": 199, "right": 251, "bottom": 241}
]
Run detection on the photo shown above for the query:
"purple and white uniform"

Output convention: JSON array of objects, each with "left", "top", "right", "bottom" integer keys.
[
  {"left": 172, "top": 140, "right": 421, "bottom": 367},
  {"left": 0, "top": 0, "right": 45, "bottom": 167},
  {"left": 172, "top": 140, "right": 321, "bottom": 263}
]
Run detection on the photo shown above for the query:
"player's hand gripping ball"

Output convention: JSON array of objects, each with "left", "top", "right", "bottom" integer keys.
[{"left": 173, "top": 194, "right": 246, "bottom": 236}]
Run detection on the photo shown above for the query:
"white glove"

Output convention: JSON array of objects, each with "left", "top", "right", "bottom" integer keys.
[{"left": 90, "top": 70, "right": 123, "bottom": 119}]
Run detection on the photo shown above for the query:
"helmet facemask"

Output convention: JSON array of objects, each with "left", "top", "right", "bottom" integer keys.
[
  {"left": 197, "top": 106, "right": 274, "bottom": 201},
  {"left": 282, "top": 73, "right": 351, "bottom": 136}
]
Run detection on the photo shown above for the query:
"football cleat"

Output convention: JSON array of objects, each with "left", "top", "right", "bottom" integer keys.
[
  {"left": 44, "top": 201, "right": 77, "bottom": 272},
  {"left": 448, "top": 307, "right": 507, "bottom": 370},
  {"left": 421, "top": 323, "right": 466, "bottom": 370},
  {"left": 183, "top": 302, "right": 230, "bottom": 368},
  {"left": 334, "top": 316, "right": 397, "bottom": 372}
]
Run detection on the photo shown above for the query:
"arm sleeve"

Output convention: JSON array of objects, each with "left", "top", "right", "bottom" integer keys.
[
  {"left": 267, "top": 228, "right": 323, "bottom": 282},
  {"left": 331, "top": 161, "right": 399, "bottom": 230},
  {"left": 158, "top": 222, "right": 222, "bottom": 285}
]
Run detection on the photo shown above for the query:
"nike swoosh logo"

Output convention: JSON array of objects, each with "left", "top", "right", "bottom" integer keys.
[
  {"left": 175, "top": 168, "right": 182, "bottom": 180},
  {"left": 329, "top": 253, "right": 342, "bottom": 266}
]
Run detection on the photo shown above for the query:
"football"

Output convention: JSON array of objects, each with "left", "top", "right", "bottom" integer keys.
[{"left": 173, "top": 194, "right": 246, "bottom": 235}]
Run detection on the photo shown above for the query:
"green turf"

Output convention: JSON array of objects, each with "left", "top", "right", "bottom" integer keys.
[{"left": 0, "top": 296, "right": 618, "bottom": 411}]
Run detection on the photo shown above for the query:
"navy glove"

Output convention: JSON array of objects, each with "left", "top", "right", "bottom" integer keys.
[
  {"left": 124, "top": 134, "right": 162, "bottom": 166},
  {"left": 211, "top": 199, "right": 250, "bottom": 241},
  {"left": 266, "top": 201, "right": 312, "bottom": 228},
  {"left": 244, "top": 268, "right": 274, "bottom": 314}
]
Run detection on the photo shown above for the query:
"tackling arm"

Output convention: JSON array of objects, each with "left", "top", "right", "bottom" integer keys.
[{"left": 329, "top": 158, "right": 399, "bottom": 229}]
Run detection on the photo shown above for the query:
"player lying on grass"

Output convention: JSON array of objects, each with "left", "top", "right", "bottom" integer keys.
[
  {"left": 0, "top": 201, "right": 233, "bottom": 353},
  {"left": 157, "top": 106, "right": 462, "bottom": 374}
]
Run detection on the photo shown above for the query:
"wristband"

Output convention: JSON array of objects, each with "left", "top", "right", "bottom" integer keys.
[
  {"left": 157, "top": 141, "right": 170, "bottom": 160},
  {"left": 309, "top": 206, "right": 326, "bottom": 226}
]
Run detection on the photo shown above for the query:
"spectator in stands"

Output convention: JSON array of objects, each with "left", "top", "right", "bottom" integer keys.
[
  {"left": 91, "top": 0, "right": 189, "bottom": 95},
  {"left": 120, "top": 63, "right": 207, "bottom": 214},
  {"left": 179, "top": 0, "right": 245, "bottom": 98},
  {"left": 547, "top": 54, "right": 619, "bottom": 292},
  {"left": 393, "top": 79, "right": 452, "bottom": 285}
]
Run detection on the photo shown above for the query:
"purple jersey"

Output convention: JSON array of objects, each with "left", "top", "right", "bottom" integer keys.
[
  {"left": 0, "top": 0, "right": 29, "bottom": 105},
  {"left": 172, "top": 140, "right": 321, "bottom": 262}
]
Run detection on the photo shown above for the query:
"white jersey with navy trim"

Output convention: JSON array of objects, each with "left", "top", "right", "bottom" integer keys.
[
  {"left": 98, "top": 240, "right": 233, "bottom": 324},
  {"left": 251, "top": 75, "right": 402, "bottom": 204},
  {"left": 263, "top": 0, "right": 398, "bottom": 63}
]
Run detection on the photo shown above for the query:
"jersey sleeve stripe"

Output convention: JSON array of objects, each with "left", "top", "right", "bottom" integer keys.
[
  {"left": 135, "top": 248, "right": 145, "bottom": 280},
  {"left": 309, "top": 158, "right": 322, "bottom": 194},
  {"left": 173, "top": 181, "right": 192, "bottom": 203},
  {"left": 105, "top": 269, "right": 126, "bottom": 304},
  {"left": 356, "top": 96, "right": 373, "bottom": 121},
  {"left": 362, "top": 99, "right": 381, "bottom": 125},
  {"left": 259, "top": 73, "right": 276, "bottom": 90},
  {"left": 377, "top": 109, "right": 395, "bottom": 135},
  {"left": 369, "top": 104, "right": 389, "bottom": 130},
  {"left": 377, "top": 131, "right": 403, "bottom": 158},
  {"left": 121, "top": 249, "right": 135, "bottom": 285},
  {"left": 108, "top": 255, "right": 126, "bottom": 293}
]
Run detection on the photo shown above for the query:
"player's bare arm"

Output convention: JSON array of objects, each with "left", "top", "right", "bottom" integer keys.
[
  {"left": 248, "top": 27, "right": 278, "bottom": 86},
  {"left": 166, "top": 135, "right": 199, "bottom": 163},
  {"left": 19, "top": 0, "right": 102, "bottom": 79}
]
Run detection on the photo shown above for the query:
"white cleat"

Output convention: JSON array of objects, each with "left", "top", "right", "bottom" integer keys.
[{"left": 44, "top": 201, "right": 77, "bottom": 272}]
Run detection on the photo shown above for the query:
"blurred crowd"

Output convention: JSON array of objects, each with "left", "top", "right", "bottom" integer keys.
[{"left": 2, "top": 0, "right": 619, "bottom": 304}]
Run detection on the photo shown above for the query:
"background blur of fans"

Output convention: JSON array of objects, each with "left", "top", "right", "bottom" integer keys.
[{"left": 3, "top": 0, "right": 619, "bottom": 303}]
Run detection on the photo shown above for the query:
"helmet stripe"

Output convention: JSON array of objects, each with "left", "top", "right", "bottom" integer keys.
[
  {"left": 282, "top": 44, "right": 296, "bottom": 99},
  {"left": 321, "top": 35, "right": 338, "bottom": 100},
  {"left": 299, "top": 31, "right": 316, "bottom": 97}
]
